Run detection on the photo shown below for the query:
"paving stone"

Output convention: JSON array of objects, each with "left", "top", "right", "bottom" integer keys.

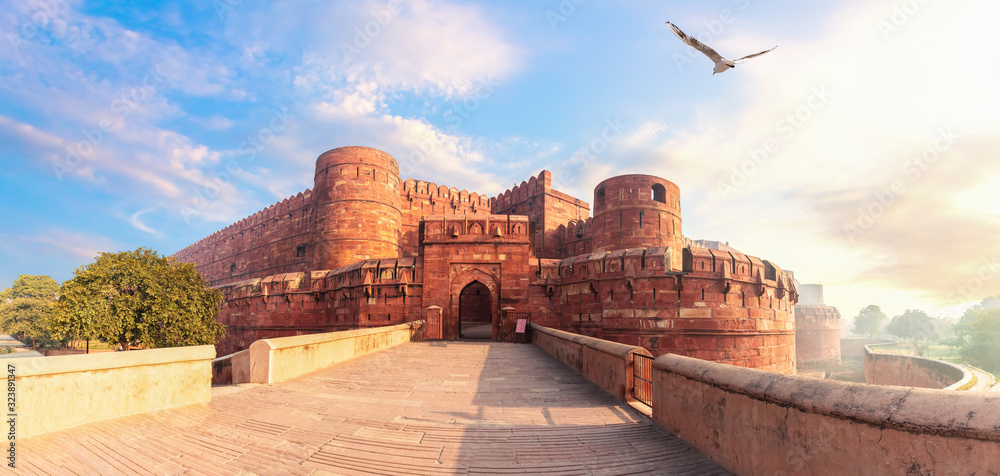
[{"left": 17, "top": 342, "right": 727, "bottom": 474}]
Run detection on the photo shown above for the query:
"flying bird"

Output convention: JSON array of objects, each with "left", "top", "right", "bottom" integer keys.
[{"left": 666, "top": 21, "right": 777, "bottom": 75}]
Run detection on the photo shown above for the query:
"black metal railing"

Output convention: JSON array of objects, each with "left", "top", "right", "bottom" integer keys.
[
  {"left": 499, "top": 310, "right": 531, "bottom": 343},
  {"left": 632, "top": 353, "right": 654, "bottom": 406}
]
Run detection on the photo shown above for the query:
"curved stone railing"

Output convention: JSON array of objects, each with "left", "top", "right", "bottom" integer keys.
[
  {"left": 864, "top": 343, "right": 973, "bottom": 390},
  {"left": 10, "top": 345, "right": 215, "bottom": 439},
  {"left": 652, "top": 352, "right": 1000, "bottom": 475},
  {"left": 530, "top": 324, "right": 652, "bottom": 402},
  {"left": 241, "top": 321, "right": 425, "bottom": 384}
]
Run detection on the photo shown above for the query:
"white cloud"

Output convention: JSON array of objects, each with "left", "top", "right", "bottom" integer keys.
[
  {"left": 28, "top": 229, "right": 120, "bottom": 263},
  {"left": 129, "top": 209, "right": 158, "bottom": 234},
  {"left": 630, "top": 0, "right": 1000, "bottom": 317},
  {"left": 291, "top": 0, "right": 522, "bottom": 100}
]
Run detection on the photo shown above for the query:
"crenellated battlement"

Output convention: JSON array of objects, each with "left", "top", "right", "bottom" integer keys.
[
  {"left": 421, "top": 214, "right": 531, "bottom": 242},
  {"left": 172, "top": 189, "right": 314, "bottom": 263},
  {"left": 492, "top": 170, "right": 551, "bottom": 211},
  {"left": 178, "top": 145, "right": 799, "bottom": 373},
  {"left": 401, "top": 179, "right": 493, "bottom": 210}
]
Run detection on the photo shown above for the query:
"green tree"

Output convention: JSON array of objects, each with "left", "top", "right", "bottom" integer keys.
[
  {"left": 0, "top": 275, "right": 64, "bottom": 348},
  {"left": 52, "top": 247, "right": 225, "bottom": 350},
  {"left": 1, "top": 274, "right": 59, "bottom": 301},
  {"left": 0, "top": 297, "right": 62, "bottom": 348},
  {"left": 886, "top": 309, "right": 939, "bottom": 355},
  {"left": 851, "top": 304, "right": 887, "bottom": 339},
  {"left": 954, "top": 295, "right": 1000, "bottom": 345},
  {"left": 960, "top": 308, "right": 1000, "bottom": 373}
]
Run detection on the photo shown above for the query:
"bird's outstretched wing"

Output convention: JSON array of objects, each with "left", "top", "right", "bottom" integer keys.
[
  {"left": 733, "top": 45, "right": 777, "bottom": 62},
  {"left": 666, "top": 21, "right": 723, "bottom": 63}
]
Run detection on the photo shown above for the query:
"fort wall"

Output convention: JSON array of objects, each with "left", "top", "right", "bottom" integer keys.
[
  {"left": 400, "top": 178, "right": 492, "bottom": 256},
  {"left": 795, "top": 304, "right": 842, "bottom": 366},
  {"left": 174, "top": 145, "right": 799, "bottom": 373},
  {"left": 312, "top": 146, "right": 402, "bottom": 270},
  {"left": 490, "top": 171, "right": 590, "bottom": 258},
  {"left": 171, "top": 191, "right": 314, "bottom": 286},
  {"left": 590, "top": 175, "right": 683, "bottom": 270},
  {"left": 529, "top": 245, "right": 797, "bottom": 373},
  {"left": 419, "top": 214, "right": 534, "bottom": 340}
]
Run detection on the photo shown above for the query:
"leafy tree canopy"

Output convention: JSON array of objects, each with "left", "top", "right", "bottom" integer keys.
[
  {"left": 1, "top": 274, "right": 59, "bottom": 301},
  {"left": 851, "top": 304, "right": 887, "bottom": 339},
  {"left": 960, "top": 308, "right": 1000, "bottom": 373},
  {"left": 886, "top": 309, "right": 940, "bottom": 342},
  {"left": 955, "top": 294, "right": 1000, "bottom": 342},
  {"left": 52, "top": 247, "right": 224, "bottom": 350},
  {"left": 0, "top": 297, "right": 63, "bottom": 348}
]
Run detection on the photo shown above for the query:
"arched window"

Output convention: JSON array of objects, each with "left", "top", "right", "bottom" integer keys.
[
  {"left": 652, "top": 184, "right": 666, "bottom": 203},
  {"left": 596, "top": 188, "right": 606, "bottom": 208}
]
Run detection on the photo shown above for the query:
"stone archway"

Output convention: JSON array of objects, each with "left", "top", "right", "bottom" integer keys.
[
  {"left": 459, "top": 281, "right": 492, "bottom": 338},
  {"left": 449, "top": 268, "right": 500, "bottom": 340}
]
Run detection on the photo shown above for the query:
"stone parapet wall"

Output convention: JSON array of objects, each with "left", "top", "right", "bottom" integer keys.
[
  {"left": 243, "top": 321, "right": 424, "bottom": 384},
  {"left": 530, "top": 323, "right": 652, "bottom": 402},
  {"left": 864, "top": 343, "right": 972, "bottom": 389},
  {"left": 11, "top": 345, "right": 215, "bottom": 439},
  {"left": 652, "top": 352, "right": 1000, "bottom": 475}
]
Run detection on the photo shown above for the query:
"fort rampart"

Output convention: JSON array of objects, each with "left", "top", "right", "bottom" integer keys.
[{"left": 173, "top": 146, "right": 799, "bottom": 372}]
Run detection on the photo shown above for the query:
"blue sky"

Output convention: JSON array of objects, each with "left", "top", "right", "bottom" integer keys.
[{"left": 2, "top": 0, "right": 999, "bottom": 326}]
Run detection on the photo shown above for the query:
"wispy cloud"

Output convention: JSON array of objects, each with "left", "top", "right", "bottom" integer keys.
[{"left": 129, "top": 209, "right": 158, "bottom": 234}]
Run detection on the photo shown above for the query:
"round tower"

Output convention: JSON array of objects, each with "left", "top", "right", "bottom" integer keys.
[
  {"left": 591, "top": 175, "right": 683, "bottom": 269},
  {"left": 311, "top": 146, "right": 402, "bottom": 271}
]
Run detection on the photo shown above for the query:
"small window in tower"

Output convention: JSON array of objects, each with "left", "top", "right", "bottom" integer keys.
[
  {"left": 230, "top": 262, "right": 236, "bottom": 274},
  {"left": 296, "top": 244, "right": 306, "bottom": 258},
  {"left": 652, "top": 184, "right": 667, "bottom": 203},
  {"left": 596, "top": 188, "right": 605, "bottom": 208}
]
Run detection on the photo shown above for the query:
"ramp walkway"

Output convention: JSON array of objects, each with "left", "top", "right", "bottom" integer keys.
[{"left": 19, "top": 341, "right": 727, "bottom": 475}]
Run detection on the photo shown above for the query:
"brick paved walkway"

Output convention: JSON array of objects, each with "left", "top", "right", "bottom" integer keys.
[{"left": 18, "top": 342, "right": 728, "bottom": 475}]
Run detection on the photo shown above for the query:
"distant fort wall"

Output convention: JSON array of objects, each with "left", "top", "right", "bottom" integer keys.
[{"left": 795, "top": 304, "right": 842, "bottom": 366}]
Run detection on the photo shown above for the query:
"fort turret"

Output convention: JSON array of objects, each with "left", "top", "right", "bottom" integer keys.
[
  {"left": 311, "top": 146, "right": 403, "bottom": 271},
  {"left": 591, "top": 175, "right": 683, "bottom": 271}
]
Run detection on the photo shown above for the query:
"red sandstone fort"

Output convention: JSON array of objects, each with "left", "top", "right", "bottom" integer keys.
[{"left": 174, "top": 146, "right": 841, "bottom": 374}]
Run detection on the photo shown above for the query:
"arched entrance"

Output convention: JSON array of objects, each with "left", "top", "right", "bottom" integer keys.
[{"left": 459, "top": 281, "right": 492, "bottom": 339}]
